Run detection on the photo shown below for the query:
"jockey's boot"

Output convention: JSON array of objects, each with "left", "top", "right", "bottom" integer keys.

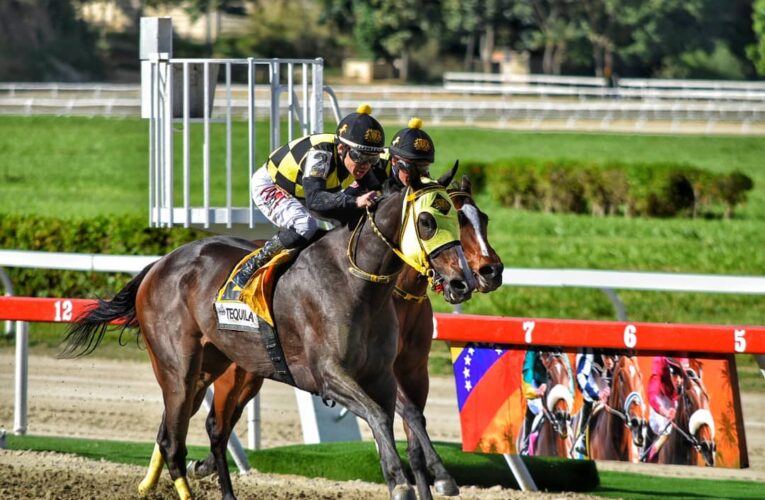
[
  {"left": 574, "top": 401, "right": 593, "bottom": 455},
  {"left": 220, "top": 235, "right": 286, "bottom": 301},
  {"left": 520, "top": 410, "right": 535, "bottom": 454}
]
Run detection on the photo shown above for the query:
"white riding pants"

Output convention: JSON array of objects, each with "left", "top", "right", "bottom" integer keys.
[{"left": 251, "top": 165, "right": 318, "bottom": 240}]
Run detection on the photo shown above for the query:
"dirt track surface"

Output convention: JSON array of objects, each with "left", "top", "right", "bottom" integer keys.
[{"left": 1, "top": 352, "right": 764, "bottom": 498}]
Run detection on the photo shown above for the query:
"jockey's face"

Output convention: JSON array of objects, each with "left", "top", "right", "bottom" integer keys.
[
  {"left": 392, "top": 155, "right": 431, "bottom": 186},
  {"left": 340, "top": 144, "right": 377, "bottom": 179},
  {"left": 670, "top": 371, "right": 683, "bottom": 390},
  {"left": 602, "top": 355, "right": 615, "bottom": 371}
]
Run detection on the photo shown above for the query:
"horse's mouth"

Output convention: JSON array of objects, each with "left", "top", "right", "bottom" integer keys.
[{"left": 443, "top": 283, "right": 473, "bottom": 304}]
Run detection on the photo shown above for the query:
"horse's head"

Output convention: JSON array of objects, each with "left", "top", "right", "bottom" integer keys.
[
  {"left": 540, "top": 352, "right": 573, "bottom": 438},
  {"left": 376, "top": 166, "right": 474, "bottom": 304},
  {"left": 681, "top": 366, "right": 716, "bottom": 467},
  {"left": 448, "top": 173, "right": 504, "bottom": 292},
  {"left": 612, "top": 356, "right": 647, "bottom": 448}
]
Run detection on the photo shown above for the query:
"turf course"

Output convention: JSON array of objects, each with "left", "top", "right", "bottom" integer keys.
[{"left": 7, "top": 434, "right": 764, "bottom": 499}]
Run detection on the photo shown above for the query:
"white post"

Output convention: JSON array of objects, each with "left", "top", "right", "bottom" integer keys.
[
  {"left": 503, "top": 454, "right": 537, "bottom": 491},
  {"left": 14, "top": 321, "right": 28, "bottom": 435},
  {"left": 247, "top": 396, "right": 261, "bottom": 450}
]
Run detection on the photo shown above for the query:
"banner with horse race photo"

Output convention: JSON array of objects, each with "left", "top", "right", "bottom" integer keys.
[{"left": 449, "top": 343, "right": 748, "bottom": 468}]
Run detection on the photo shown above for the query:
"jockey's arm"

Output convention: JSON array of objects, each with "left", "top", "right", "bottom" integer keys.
[
  {"left": 576, "top": 355, "right": 601, "bottom": 401},
  {"left": 521, "top": 352, "right": 541, "bottom": 399},
  {"left": 647, "top": 373, "right": 673, "bottom": 417},
  {"left": 303, "top": 150, "right": 357, "bottom": 212}
]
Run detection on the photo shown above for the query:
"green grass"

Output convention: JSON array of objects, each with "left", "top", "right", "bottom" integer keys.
[
  {"left": 7, "top": 434, "right": 764, "bottom": 499},
  {"left": 1, "top": 115, "right": 764, "bottom": 379}
]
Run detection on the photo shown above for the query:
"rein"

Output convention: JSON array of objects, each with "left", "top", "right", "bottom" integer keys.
[
  {"left": 347, "top": 185, "right": 456, "bottom": 289},
  {"left": 346, "top": 212, "right": 400, "bottom": 284}
]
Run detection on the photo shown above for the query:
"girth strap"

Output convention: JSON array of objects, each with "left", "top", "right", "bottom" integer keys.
[{"left": 257, "top": 317, "right": 296, "bottom": 386}]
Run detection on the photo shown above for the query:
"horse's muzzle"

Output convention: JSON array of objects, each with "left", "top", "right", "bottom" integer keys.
[{"left": 476, "top": 262, "right": 504, "bottom": 292}]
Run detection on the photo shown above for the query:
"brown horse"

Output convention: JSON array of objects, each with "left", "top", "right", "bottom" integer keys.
[
  {"left": 531, "top": 352, "right": 574, "bottom": 458},
  {"left": 62, "top": 171, "right": 474, "bottom": 500},
  {"left": 657, "top": 363, "right": 716, "bottom": 466},
  {"left": 587, "top": 355, "right": 647, "bottom": 462},
  {"left": 186, "top": 175, "right": 503, "bottom": 500}
]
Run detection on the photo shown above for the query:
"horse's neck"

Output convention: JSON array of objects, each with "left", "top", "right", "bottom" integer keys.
[
  {"left": 351, "top": 199, "right": 406, "bottom": 280},
  {"left": 395, "top": 266, "right": 427, "bottom": 295}
]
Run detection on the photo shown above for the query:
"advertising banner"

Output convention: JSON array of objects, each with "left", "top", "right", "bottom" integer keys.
[{"left": 450, "top": 343, "right": 747, "bottom": 468}]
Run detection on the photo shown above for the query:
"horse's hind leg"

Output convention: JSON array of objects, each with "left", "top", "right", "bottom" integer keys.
[
  {"left": 142, "top": 329, "right": 205, "bottom": 499},
  {"left": 208, "top": 367, "right": 265, "bottom": 500}
]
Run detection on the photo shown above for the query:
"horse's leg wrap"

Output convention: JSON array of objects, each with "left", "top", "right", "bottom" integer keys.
[
  {"left": 138, "top": 443, "right": 165, "bottom": 496},
  {"left": 174, "top": 476, "right": 192, "bottom": 500}
]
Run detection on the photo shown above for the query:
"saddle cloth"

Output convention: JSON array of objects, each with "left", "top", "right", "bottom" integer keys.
[{"left": 215, "top": 248, "right": 294, "bottom": 332}]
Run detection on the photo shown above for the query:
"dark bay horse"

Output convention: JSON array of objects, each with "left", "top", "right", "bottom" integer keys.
[
  {"left": 588, "top": 356, "right": 647, "bottom": 462},
  {"left": 185, "top": 175, "right": 503, "bottom": 500},
  {"left": 533, "top": 352, "right": 574, "bottom": 458},
  {"left": 62, "top": 173, "right": 473, "bottom": 500},
  {"left": 657, "top": 363, "right": 716, "bottom": 466}
]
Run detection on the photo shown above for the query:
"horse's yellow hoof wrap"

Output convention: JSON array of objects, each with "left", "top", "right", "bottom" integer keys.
[
  {"left": 174, "top": 476, "right": 192, "bottom": 500},
  {"left": 138, "top": 443, "right": 165, "bottom": 496}
]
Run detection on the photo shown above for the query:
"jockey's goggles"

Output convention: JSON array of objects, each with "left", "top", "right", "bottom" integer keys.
[
  {"left": 392, "top": 156, "right": 431, "bottom": 175},
  {"left": 348, "top": 148, "right": 379, "bottom": 166}
]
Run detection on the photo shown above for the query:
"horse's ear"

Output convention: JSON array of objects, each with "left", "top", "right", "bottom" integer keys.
[
  {"left": 460, "top": 174, "right": 472, "bottom": 194},
  {"left": 437, "top": 160, "right": 459, "bottom": 187}
]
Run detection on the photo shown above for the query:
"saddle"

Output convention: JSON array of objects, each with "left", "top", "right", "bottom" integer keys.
[{"left": 214, "top": 247, "right": 297, "bottom": 385}]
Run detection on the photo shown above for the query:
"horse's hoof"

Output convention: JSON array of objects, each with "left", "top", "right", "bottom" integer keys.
[
  {"left": 137, "top": 480, "right": 155, "bottom": 497},
  {"left": 434, "top": 478, "right": 460, "bottom": 496},
  {"left": 186, "top": 460, "right": 215, "bottom": 479},
  {"left": 391, "top": 484, "right": 416, "bottom": 500}
]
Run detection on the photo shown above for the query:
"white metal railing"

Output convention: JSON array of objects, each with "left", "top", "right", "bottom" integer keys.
[{"left": 145, "top": 55, "right": 328, "bottom": 233}]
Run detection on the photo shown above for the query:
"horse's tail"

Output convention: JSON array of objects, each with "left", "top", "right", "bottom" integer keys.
[{"left": 59, "top": 262, "right": 155, "bottom": 358}]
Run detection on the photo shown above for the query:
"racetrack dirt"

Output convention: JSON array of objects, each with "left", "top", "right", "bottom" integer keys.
[{"left": 1, "top": 352, "right": 763, "bottom": 498}]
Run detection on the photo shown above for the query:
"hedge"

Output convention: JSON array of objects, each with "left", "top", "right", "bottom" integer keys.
[
  {"left": 0, "top": 214, "right": 206, "bottom": 298},
  {"left": 459, "top": 159, "right": 753, "bottom": 219}
]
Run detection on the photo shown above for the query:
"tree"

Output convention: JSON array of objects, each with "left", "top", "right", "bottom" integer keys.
[
  {"left": 321, "top": 0, "right": 439, "bottom": 79},
  {"left": 748, "top": 0, "right": 765, "bottom": 75},
  {"left": 511, "top": 0, "right": 580, "bottom": 75},
  {"left": 443, "top": 0, "right": 517, "bottom": 73}
]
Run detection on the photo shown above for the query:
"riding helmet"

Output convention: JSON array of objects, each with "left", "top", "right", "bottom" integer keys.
[
  {"left": 389, "top": 117, "right": 435, "bottom": 163},
  {"left": 336, "top": 104, "right": 385, "bottom": 153}
]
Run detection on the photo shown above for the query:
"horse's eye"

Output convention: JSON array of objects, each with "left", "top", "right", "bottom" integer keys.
[{"left": 417, "top": 212, "right": 437, "bottom": 240}]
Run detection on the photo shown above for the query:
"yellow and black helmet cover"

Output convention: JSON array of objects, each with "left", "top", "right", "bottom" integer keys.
[
  {"left": 336, "top": 104, "right": 385, "bottom": 153},
  {"left": 389, "top": 117, "right": 435, "bottom": 163}
]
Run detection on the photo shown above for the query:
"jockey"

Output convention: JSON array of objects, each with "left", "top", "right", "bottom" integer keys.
[
  {"left": 221, "top": 104, "right": 385, "bottom": 301},
  {"left": 641, "top": 355, "right": 688, "bottom": 462},
  {"left": 519, "top": 349, "right": 573, "bottom": 454},
  {"left": 573, "top": 348, "right": 616, "bottom": 455},
  {"left": 384, "top": 117, "right": 435, "bottom": 187}
]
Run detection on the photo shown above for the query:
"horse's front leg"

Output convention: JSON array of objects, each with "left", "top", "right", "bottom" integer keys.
[
  {"left": 322, "top": 366, "right": 415, "bottom": 500},
  {"left": 396, "top": 380, "right": 459, "bottom": 498}
]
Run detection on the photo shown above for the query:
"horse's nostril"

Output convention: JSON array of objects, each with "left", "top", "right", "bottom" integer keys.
[
  {"left": 449, "top": 279, "right": 469, "bottom": 293},
  {"left": 479, "top": 264, "right": 502, "bottom": 278}
]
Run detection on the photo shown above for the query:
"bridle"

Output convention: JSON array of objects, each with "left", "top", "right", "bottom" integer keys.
[
  {"left": 347, "top": 184, "right": 465, "bottom": 289},
  {"left": 392, "top": 187, "right": 477, "bottom": 301}
]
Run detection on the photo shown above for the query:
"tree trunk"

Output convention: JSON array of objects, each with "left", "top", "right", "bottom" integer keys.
[
  {"left": 543, "top": 40, "right": 554, "bottom": 74},
  {"left": 399, "top": 51, "right": 409, "bottom": 81},
  {"left": 592, "top": 43, "right": 604, "bottom": 77},
  {"left": 464, "top": 32, "right": 476, "bottom": 71},
  {"left": 479, "top": 27, "right": 495, "bottom": 73}
]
